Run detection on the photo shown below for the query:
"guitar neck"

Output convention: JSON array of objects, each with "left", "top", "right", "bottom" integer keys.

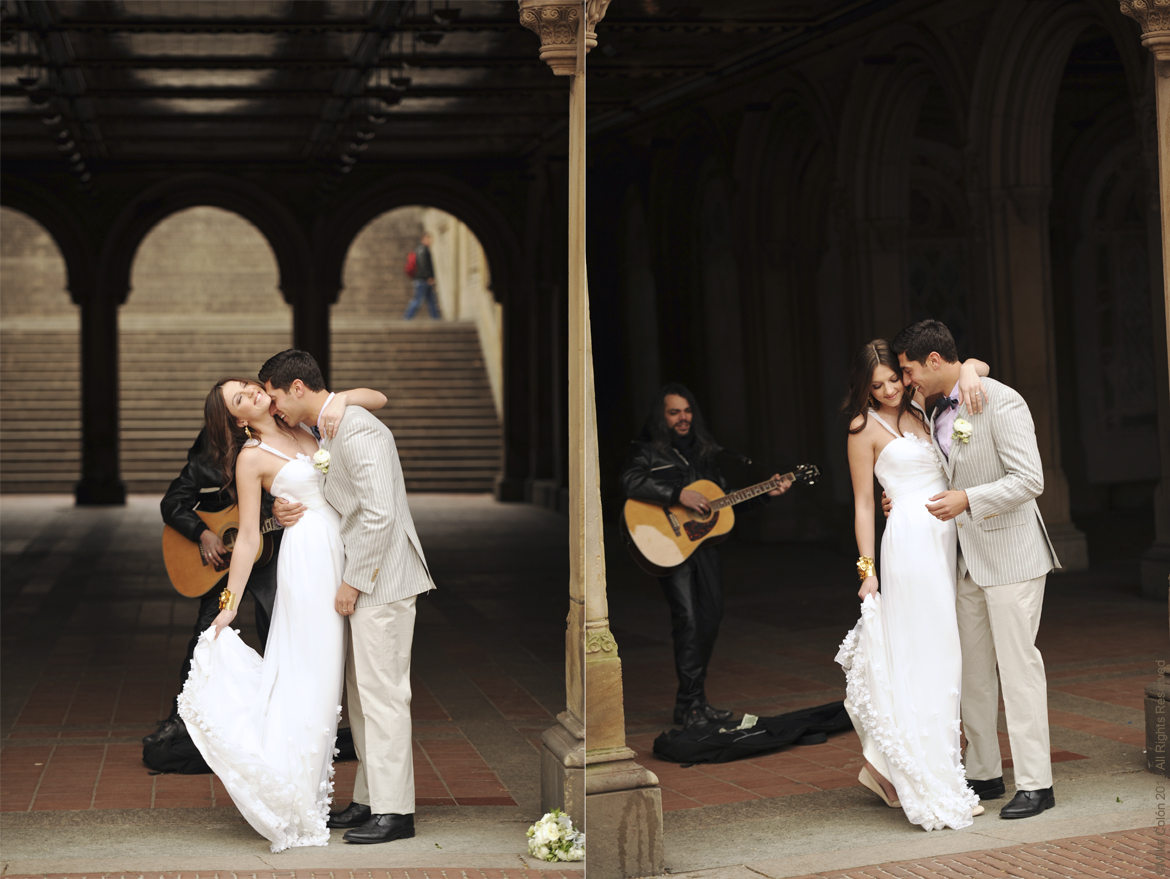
[
  {"left": 260, "top": 516, "right": 282, "bottom": 535},
  {"left": 710, "top": 473, "right": 794, "bottom": 510}
]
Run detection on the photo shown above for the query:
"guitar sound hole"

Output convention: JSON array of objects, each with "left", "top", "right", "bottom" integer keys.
[
  {"left": 683, "top": 512, "right": 719, "bottom": 541},
  {"left": 222, "top": 528, "right": 238, "bottom": 552}
]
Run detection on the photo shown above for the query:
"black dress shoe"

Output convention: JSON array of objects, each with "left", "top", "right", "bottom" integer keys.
[
  {"left": 967, "top": 776, "right": 1006, "bottom": 800},
  {"left": 673, "top": 703, "right": 734, "bottom": 725},
  {"left": 681, "top": 707, "right": 711, "bottom": 730},
  {"left": 343, "top": 812, "right": 415, "bottom": 844},
  {"left": 701, "top": 704, "right": 734, "bottom": 723},
  {"left": 999, "top": 787, "right": 1055, "bottom": 819},
  {"left": 143, "top": 716, "right": 184, "bottom": 747},
  {"left": 326, "top": 801, "right": 372, "bottom": 829}
]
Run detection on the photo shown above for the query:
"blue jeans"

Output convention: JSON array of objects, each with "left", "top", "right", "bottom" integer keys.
[{"left": 404, "top": 279, "right": 439, "bottom": 319}]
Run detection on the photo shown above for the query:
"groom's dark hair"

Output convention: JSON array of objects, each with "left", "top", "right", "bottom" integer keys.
[
  {"left": 258, "top": 349, "right": 326, "bottom": 392},
  {"left": 890, "top": 319, "right": 959, "bottom": 364}
]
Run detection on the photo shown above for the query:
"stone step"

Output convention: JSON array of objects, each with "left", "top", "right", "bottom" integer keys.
[{"left": 2, "top": 321, "right": 502, "bottom": 495}]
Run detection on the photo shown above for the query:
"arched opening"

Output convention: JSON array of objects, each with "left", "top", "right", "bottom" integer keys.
[
  {"left": 1049, "top": 24, "right": 1156, "bottom": 558},
  {"left": 121, "top": 206, "right": 291, "bottom": 492},
  {"left": 0, "top": 207, "right": 79, "bottom": 493},
  {"left": 905, "top": 78, "right": 976, "bottom": 354},
  {"left": 333, "top": 206, "right": 502, "bottom": 492}
]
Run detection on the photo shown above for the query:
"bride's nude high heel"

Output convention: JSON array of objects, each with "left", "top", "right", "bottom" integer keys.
[{"left": 858, "top": 765, "right": 901, "bottom": 808}]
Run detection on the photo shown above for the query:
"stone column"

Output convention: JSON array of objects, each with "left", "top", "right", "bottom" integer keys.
[
  {"left": 75, "top": 279, "right": 125, "bottom": 505},
  {"left": 519, "top": 3, "right": 663, "bottom": 876},
  {"left": 978, "top": 185, "right": 1089, "bottom": 570},
  {"left": 1121, "top": 1, "right": 1170, "bottom": 599},
  {"left": 288, "top": 282, "right": 332, "bottom": 386}
]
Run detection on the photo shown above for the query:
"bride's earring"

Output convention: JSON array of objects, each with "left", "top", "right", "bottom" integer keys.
[{"left": 244, "top": 425, "right": 252, "bottom": 440}]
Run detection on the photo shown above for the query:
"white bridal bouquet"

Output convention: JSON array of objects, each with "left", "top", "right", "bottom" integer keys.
[{"left": 526, "top": 809, "right": 585, "bottom": 861}]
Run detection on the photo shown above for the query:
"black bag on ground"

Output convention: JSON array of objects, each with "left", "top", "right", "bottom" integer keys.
[
  {"left": 335, "top": 725, "right": 357, "bottom": 761},
  {"left": 143, "top": 722, "right": 358, "bottom": 773},
  {"left": 652, "top": 700, "right": 853, "bottom": 764},
  {"left": 142, "top": 721, "right": 212, "bottom": 774}
]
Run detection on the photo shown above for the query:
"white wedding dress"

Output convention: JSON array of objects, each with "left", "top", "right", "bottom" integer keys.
[
  {"left": 179, "top": 442, "right": 346, "bottom": 853},
  {"left": 835, "top": 411, "right": 980, "bottom": 831}
]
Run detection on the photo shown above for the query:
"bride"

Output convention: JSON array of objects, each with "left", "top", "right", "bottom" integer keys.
[
  {"left": 835, "top": 340, "right": 986, "bottom": 831},
  {"left": 178, "top": 377, "right": 382, "bottom": 853}
]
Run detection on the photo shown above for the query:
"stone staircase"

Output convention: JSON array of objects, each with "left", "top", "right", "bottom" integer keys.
[
  {"left": 0, "top": 321, "right": 501, "bottom": 495},
  {"left": 0, "top": 329, "right": 82, "bottom": 493}
]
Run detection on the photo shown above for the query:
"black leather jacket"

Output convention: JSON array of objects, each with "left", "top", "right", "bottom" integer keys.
[
  {"left": 619, "top": 438, "right": 730, "bottom": 507},
  {"left": 620, "top": 436, "right": 770, "bottom": 513},
  {"left": 160, "top": 429, "right": 276, "bottom": 542}
]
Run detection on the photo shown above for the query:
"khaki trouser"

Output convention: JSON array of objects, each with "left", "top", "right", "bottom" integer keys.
[
  {"left": 956, "top": 571, "right": 1052, "bottom": 791},
  {"left": 346, "top": 595, "right": 417, "bottom": 814}
]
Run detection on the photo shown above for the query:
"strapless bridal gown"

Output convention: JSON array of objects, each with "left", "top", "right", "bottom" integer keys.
[
  {"left": 179, "top": 442, "right": 346, "bottom": 852},
  {"left": 835, "top": 411, "right": 980, "bottom": 831}
]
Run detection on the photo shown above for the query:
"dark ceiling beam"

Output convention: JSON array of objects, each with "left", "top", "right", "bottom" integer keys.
[
  {"left": 0, "top": 53, "right": 542, "bottom": 70},
  {"left": 0, "top": 53, "right": 710, "bottom": 77},
  {"left": 1, "top": 85, "right": 570, "bottom": 99},
  {"left": 1, "top": 110, "right": 567, "bottom": 122},
  {"left": 4, "top": 16, "right": 811, "bottom": 35}
]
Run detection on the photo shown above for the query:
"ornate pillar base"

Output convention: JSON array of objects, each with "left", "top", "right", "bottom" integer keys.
[
  {"left": 1140, "top": 542, "right": 1170, "bottom": 600},
  {"left": 585, "top": 759, "right": 664, "bottom": 879},
  {"left": 540, "top": 711, "right": 585, "bottom": 821},
  {"left": 1046, "top": 520, "right": 1089, "bottom": 573}
]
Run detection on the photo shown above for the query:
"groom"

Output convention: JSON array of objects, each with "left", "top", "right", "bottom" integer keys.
[
  {"left": 259, "top": 349, "right": 435, "bottom": 844},
  {"left": 891, "top": 320, "right": 1060, "bottom": 820}
]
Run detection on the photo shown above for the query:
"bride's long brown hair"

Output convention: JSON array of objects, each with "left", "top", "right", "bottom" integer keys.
[
  {"left": 841, "top": 339, "right": 925, "bottom": 435},
  {"left": 204, "top": 377, "right": 298, "bottom": 497}
]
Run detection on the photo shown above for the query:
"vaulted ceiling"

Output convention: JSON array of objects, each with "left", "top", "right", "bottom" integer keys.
[{"left": 1, "top": 0, "right": 869, "bottom": 182}]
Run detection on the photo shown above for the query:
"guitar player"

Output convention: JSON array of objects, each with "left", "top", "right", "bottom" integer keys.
[
  {"left": 619, "top": 383, "right": 791, "bottom": 730},
  {"left": 143, "top": 426, "right": 286, "bottom": 749}
]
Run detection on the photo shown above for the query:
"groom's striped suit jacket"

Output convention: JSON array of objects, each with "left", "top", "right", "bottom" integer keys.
[
  {"left": 931, "top": 377, "right": 1059, "bottom": 587},
  {"left": 321, "top": 406, "right": 435, "bottom": 607}
]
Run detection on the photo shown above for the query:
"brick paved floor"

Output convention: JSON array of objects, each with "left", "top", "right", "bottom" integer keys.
[
  {"left": 1, "top": 872, "right": 580, "bottom": 879},
  {"left": 779, "top": 827, "right": 1161, "bottom": 878},
  {"left": 606, "top": 527, "right": 1159, "bottom": 815},
  {"left": 0, "top": 495, "right": 568, "bottom": 821}
]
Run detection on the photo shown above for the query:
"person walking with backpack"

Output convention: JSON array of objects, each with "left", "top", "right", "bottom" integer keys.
[{"left": 403, "top": 232, "right": 439, "bottom": 320}]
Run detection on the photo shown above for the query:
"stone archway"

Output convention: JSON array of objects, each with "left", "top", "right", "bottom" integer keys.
[
  {"left": 332, "top": 205, "right": 503, "bottom": 494},
  {"left": 318, "top": 174, "right": 529, "bottom": 500},
  {"left": 0, "top": 207, "right": 80, "bottom": 493},
  {"left": 119, "top": 206, "right": 290, "bottom": 492}
]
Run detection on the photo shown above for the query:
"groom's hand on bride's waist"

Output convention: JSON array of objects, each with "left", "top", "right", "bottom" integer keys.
[
  {"left": 273, "top": 497, "right": 306, "bottom": 527},
  {"left": 335, "top": 582, "right": 362, "bottom": 616}
]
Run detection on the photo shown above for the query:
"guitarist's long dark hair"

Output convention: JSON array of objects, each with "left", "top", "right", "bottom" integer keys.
[
  {"left": 841, "top": 339, "right": 925, "bottom": 435},
  {"left": 644, "top": 383, "right": 720, "bottom": 461},
  {"left": 204, "top": 377, "right": 298, "bottom": 499}
]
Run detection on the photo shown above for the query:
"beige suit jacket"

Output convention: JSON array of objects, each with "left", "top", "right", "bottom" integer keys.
[
  {"left": 931, "top": 377, "right": 1059, "bottom": 586},
  {"left": 321, "top": 406, "right": 434, "bottom": 606}
]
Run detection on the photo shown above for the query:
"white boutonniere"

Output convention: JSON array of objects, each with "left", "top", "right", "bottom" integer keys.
[
  {"left": 952, "top": 418, "right": 973, "bottom": 444},
  {"left": 312, "top": 449, "right": 331, "bottom": 474}
]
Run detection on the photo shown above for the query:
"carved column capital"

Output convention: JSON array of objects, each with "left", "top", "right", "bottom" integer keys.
[
  {"left": 519, "top": 0, "right": 612, "bottom": 75},
  {"left": 1120, "top": 1, "right": 1170, "bottom": 59}
]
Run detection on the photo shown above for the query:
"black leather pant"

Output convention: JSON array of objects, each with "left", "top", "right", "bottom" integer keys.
[
  {"left": 659, "top": 544, "right": 723, "bottom": 711},
  {"left": 170, "top": 572, "right": 274, "bottom": 719}
]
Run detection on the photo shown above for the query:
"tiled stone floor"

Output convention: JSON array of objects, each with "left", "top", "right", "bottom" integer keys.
[{"left": 1, "top": 494, "right": 573, "bottom": 873}]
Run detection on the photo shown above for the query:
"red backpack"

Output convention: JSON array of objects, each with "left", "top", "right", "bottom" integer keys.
[{"left": 404, "top": 250, "right": 418, "bottom": 278}]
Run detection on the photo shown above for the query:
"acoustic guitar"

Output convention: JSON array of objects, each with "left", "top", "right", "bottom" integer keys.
[
  {"left": 620, "top": 464, "right": 820, "bottom": 576},
  {"left": 162, "top": 506, "right": 282, "bottom": 598}
]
